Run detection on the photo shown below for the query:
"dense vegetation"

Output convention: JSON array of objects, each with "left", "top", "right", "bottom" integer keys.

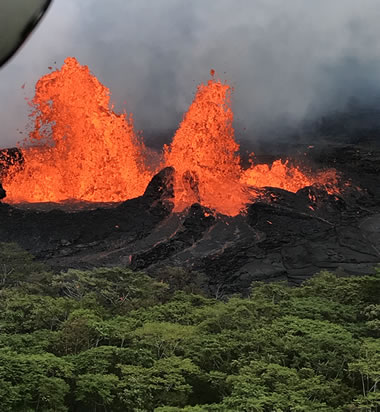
[{"left": 0, "top": 242, "right": 379, "bottom": 411}]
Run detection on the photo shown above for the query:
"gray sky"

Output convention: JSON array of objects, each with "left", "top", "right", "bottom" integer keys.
[{"left": 1, "top": 0, "right": 380, "bottom": 148}]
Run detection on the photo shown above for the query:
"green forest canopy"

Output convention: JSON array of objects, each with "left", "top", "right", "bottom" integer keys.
[{"left": 0, "top": 242, "right": 379, "bottom": 411}]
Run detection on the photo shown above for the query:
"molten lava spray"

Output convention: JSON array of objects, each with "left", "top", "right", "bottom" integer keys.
[
  {"left": 163, "top": 74, "right": 338, "bottom": 214},
  {"left": 164, "top": 78, "right": 250, "bottom": 216},
  {"left": 2, "top": 57, "right": 152, "bottom": 203},
  {"left": 1, "top": 58, "right": 340, "bottom": 215}
]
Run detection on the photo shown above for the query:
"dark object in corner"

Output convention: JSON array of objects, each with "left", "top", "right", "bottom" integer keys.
[{"left": 0, "top": 0, "right": 53, "bottom": 68}]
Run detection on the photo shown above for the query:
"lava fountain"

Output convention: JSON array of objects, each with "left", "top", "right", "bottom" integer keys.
[
  {"left": 1, "top": 58, "right": 340, "bottom": 215},
  {"left": 164, "top": 75, "right": 250, "bottom": 216},
  {"left": 1, "top": 57, "right": 152, "bottom": 203}
]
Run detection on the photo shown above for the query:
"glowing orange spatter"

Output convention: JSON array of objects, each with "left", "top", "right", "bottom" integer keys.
[
  {"left": 1, "top": 58, "right": 340, "bottom": 215},
  {"left": 241, "top": 160, "right": 339, "bottom": 195},
  {"left": 2, "top": 57, "right": 152, "bottom": 203},
  {"left": 164, "top": 79, "right": 250, "bottom": 215}
]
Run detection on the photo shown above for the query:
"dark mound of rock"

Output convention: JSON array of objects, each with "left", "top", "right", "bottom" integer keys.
[
  {"left": 0, "top": 166, "right": 175, "bottom": 260},
  {"left": 0, "top": 145, "right": 379, "bottom": 296}
]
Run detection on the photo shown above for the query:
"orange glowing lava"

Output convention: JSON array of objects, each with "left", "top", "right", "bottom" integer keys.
[
  {"left": 164, "top": 79, "right": 250, "bottom": 216},
  {"left": 1, "top": 58, "right": 341, "bottom": 216},
  {"left": 241, "top": 160, "right": 339, "bottom": 195},
  {"left": 2, "top": 57, "right": 152, "bottom": 203}
]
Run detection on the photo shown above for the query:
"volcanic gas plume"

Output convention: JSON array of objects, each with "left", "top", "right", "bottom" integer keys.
[{"left": 0, "top": 58, "right": 340, "bottom": 215}]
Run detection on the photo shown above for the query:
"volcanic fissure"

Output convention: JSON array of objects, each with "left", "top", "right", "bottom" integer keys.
[{"left": 0, "top": 58, "right": 341, "bottom": 215}]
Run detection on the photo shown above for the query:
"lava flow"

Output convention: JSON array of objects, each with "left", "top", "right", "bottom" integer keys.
[
  {"left": 241, "top": 160, "right": 339, "bottom": 195},
  {"left": 1, "top": 58, "right": 340, "bottom": 215}
]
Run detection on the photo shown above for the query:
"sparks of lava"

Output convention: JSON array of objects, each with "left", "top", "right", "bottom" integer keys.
[
  {"left": 1, "top": 57, "right": 340, "bottom": 216},
  {"left": 164, "top": 79, "right": 250, "bottom": 216},
  {"left": 1, "top": 57, "right": 152, "bottom": 203}
]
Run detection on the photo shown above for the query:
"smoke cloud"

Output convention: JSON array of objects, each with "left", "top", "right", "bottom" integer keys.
[{"left": 1, "top": 0, "right": 380, "bottom": 147}]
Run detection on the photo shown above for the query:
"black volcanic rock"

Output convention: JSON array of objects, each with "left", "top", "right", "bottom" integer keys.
[
  {"left": 130, "top": 203, "right": 215, "bottom": 270},
  {"left": 0, "top": 167, "right": 175, "bottom": 260},
  {"left": 0, "top": 183, "right": 5, "bottom": 200},
  {"left": 0, "top": 147, "right": 23, "bottom": 177},
  {"left": 0, "top": 147, "right": 23, "bottom": 201},
  {"left": 141, "top": 166, "right": 175, "bottom": 205},
  {"left": 0, "top": 144, "right": 379, "bottom": 295}
]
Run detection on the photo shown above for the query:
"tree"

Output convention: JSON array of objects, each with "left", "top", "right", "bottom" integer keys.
[
  {"left": 57, "top": 309, "right": 103, "bottom": 355},
  {"left": 270, "top": 315, "right": 360, "bottom": 379},
  {"left": 75, "top": 373, "right": 120, "bottom": 411},
  {"left": 133, "top": 322, "right": 196, "bottom": 358},
  {"left": 52, "top": 267, "right": 167, "bottom": 311},
  {"left": 0, "top": 242, "right": 52, "bottom": 294},
  {"left": 118, "top": 357, "right": 201, "bottom": 410},
  {"left": 349, "top": 338, "right": 380, "bottom": 411},
  {"left": 72, "top": 346, "right": 155, "bottom": 376},
  {"left": 363, "top": 304, "right": 380, "bottom": 338},
  {"left": 0, "top": 291, "right": 76, "bottom": 333},
  {"left": 221, "top": 361, "right": 343, "bottom": 411},
  {"left": 0, "top": 348, "right": 72, "bottom": 411},
  {"left": 153, "top": 266, "right": 207, "bottom": 296}
]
